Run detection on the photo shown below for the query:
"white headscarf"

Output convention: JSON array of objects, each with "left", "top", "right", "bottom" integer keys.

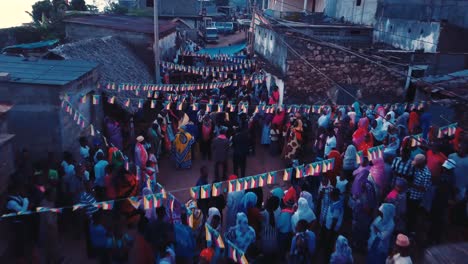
[
  {"left": 368, "top": 203, "right": 395, "bottom": 251},
  {"left": 207, "top": 207, "right": 221, "bottom": 232},
  {"left": 371, "top": 117, "right": 387, "bottom": 141},
  {"left": 291, "top": 197, "right": 316, "bottom": 232}
]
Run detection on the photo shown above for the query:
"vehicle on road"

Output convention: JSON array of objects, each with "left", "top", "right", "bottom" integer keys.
[{"left": 203, "top": 27, "right": 219, "bottom": 43}]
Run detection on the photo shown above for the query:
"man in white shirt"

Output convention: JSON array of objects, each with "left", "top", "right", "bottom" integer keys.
[
  {"left": 93, "top": 152, "right": 108, "bottom": 200},
  {"left": 386, "top": 234, "right": 412, "bottom": 264}
]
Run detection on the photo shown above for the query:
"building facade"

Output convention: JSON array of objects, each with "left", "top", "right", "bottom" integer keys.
[
  {"left": 0, "top": 55, "right": 100, "bottom": 160},
  {"left": 325, "top": 0, "right": 468, "bottom": 52},
  {"left": 0, "top": 103, "right": 14, "bottom": 194}
]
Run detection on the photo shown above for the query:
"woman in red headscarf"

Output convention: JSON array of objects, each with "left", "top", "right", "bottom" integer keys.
[{"left": 408, "top": 111, "right": 419, "bottom": 134}]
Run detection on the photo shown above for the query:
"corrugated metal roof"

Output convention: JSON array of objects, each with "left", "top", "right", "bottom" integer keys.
[
  {"left": 0, "top": 55, "right": 98, "bottom": 86},
  {"left": 63, "top": 15, "right": 178, "bottom": 37}
]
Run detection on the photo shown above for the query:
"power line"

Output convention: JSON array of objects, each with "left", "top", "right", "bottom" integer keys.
[
  {"left": 267, "top": 1, "right": 440, "bottom": 47},
  {"left": 258, "top": 13, "right": 468, "bottom": 102},
  {"left": 253, "top": 10, "right": 457, "bottom": 146}
]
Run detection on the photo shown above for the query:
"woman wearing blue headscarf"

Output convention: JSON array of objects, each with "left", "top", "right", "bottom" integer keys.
[
  {"left": 330, "top": 235, "right": 353, "bottom": 264},
  {"left": 240, "top": 192, "right": 261, "bottom": 235},
  {"left": 353, "top": 101, "right": 362, "bottom": 121}
]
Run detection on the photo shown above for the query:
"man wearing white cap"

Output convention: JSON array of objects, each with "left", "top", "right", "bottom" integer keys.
[
  {"left": 429, "top": 159, "right": 456, "bottom": 244},
  {"left": 135, "top": 136, "right": 148, "bottom": 186},
  {"left": 386, "top": 234, "right": 412, "bottom": 264},
  {"left": 407, "top": 153, "right": 431, "bottom": 233}
]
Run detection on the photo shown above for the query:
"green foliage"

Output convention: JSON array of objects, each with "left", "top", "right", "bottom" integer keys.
[
  {"left": 69, "top": 0, "right": 88, "bottom": 11},
  {"left": 30, "top": 0, "right": 69, "bottom": 24},
  {"left": 215, "top": 0, "right": 230, "bottom": 6},
  {"left": 30, "top": 0, "right": 53, "bottom": 24},
  {"left": 86, "top": 5, "right": 99, "bottom": 13},
  {"left": 104, "top": 3, "right": 129, "bottom": 15}
]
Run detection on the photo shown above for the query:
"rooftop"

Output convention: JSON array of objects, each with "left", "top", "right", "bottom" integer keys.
[
  {"left": 1, "top": 39, "right": 59, "bottom": 53},
  {"left": 50, "top": 36, "right": 153, "bottom": 113},
  {"left": 0, "top": 55, "right": 98, "bottom": 86},
  {"left": 63, "top": 15, "right": 178, "bottom": 36}
]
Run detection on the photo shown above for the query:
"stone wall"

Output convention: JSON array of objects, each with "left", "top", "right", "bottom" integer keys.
[{"left": 283, "top": 37, "right": 407, "bottom": 103}]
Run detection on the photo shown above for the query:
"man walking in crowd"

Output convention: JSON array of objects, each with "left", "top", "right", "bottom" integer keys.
[{"left": 212, "top": 127, "right": 229, "bottom": 181}]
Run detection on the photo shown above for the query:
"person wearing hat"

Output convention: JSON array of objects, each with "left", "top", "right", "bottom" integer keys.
[
  {"left": 386, "top": 234, "right": 412, "bottom": 264},
  {"left": 385, "top": 178, "right": 408, "bottom": 233},
  {"left": 407, "top": 153, "right": 431, "bottom": 233},
  {"left": 135, "top": 136, "right": 148, "bottom": 186},
  {"left": 428, "top": 158, "right": 456, "bottom": 244}
]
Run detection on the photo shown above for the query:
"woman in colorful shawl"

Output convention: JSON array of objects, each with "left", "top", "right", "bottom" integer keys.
[
  {"left": 282, "top": 127, "right": 300, "bottom": 163},
  {"left": 349, "top": 170, "right": 376, "bottom": 252},
  {"left": 318, "top": 177, "right": 334, "bottom": 227},
  {"left": 330, "top": 235, "right": 353, "bottom": 264},
  {"left": 172, "top": 126, "right": 195, "bottom": 169}
]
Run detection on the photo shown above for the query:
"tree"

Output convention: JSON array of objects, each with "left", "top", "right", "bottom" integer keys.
[
  {"left": 69, "top": 0, "right": 88, "bottom": 11},
  {"left": 30, "top": 0, "right": 53, "bottom": 24},
  {"left": 215, "top": 0, "right": 230, "bottom": 6},
  {"left": 104, "top": 3, "right": 128, "bottom": 15}
]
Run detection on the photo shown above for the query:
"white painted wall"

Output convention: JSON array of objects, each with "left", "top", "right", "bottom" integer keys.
[
  {"left": 325, "top": 0, "right": 378, "bottom": 26},
  {"left": 374, "top": 18, "right": 440, "bottom": 52}
]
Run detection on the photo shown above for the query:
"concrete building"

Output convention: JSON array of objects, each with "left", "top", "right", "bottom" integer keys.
[
  {"left": 0, "top": 55, "right": 99, "bottom": 160},
  {"left": 0, "top": 103, "right": 15, "bottom": 194},
  {"left": 120, "top": 0, "right": 200, "bottom": 18},
  {"left": 325, "top": 0, "right": 468, "bottom": 52},
  {"left": 63, "top": 15, "right": 182, "bottom": 61},
  {"left": 266, "top": 0, "right": 326, "bottom": 13}
]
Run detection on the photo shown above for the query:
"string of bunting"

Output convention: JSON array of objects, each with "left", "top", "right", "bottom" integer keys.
[
  {"left": 181, "top": 51, "right": 255, "bottom": 64},
  {"left": 190, "top": 158, "right": 336, "bottom": 200},
  {"left": 161, "top": 61, "right": 254, "bottom": 76},
  {"left": 437, "top": 123, "right": 458, "bottom": 138},
  {"left": 97, "top": 79, "right": 238, "bottom": 93},
  {"left": 355, "top": 145, "right": 386, "bottom": 164},
  {"left": 225, "top": 238, "right": 248, "bottom": 264},
  {"left": 205, "top": 222, "right": 225, "bottom": 249},
  {"left": 1, "top": 182, "right": 172, "bottom": 219},
  {"left": 73, "top": 89, "right": 430, "bottom": 116}
]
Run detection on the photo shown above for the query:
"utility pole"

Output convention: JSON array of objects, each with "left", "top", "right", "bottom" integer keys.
[{"left": 153, "top": 0, "right": 161, "bottom": 83}]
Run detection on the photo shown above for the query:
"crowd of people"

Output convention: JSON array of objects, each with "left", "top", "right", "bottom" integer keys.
[{"left": 2, "top": 52, "right": 467, "bottom": 264}]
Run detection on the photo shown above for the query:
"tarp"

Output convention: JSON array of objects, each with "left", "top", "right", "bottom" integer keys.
[
  {"left": 2, "top": 39, "right": 59, "bottom": 52},
  {"left": 197, "top": 43, "right": 247, "bottom": 56}
]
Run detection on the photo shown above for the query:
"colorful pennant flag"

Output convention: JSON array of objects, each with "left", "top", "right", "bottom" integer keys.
[
  {"left": 267, "top": 172, "right": 276, "bottom": 185},
  {"left": 212, "top": 182, "right": 223, "bottom": 197},
  {"left": 92, "top": 95, "right": 100, "bottom": 105},
  {"left": 283, "top": 168, "right": 292, "bottom": 181},
  {"left": 190, "top": 186, "right": 200, "bottom": 199},
  {"left": 228, "top": 180, "right": 236, "bottom": 193},
  {"left": 200, "top": 184, "right": 211, "bottom": 199},
  {"left": 259, "top": 174, "right": 266, "bottom": 187},
  {"left": 295, "top": 165, "right": 304, "bottom": 178},
  {"left": 128, "top": 197, "right": 140, "bottom": 209}
]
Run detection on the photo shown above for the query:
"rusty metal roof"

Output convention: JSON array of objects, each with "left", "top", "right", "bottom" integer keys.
[{"left": 64, "top": 15, "right": 178, "bottom": 37}]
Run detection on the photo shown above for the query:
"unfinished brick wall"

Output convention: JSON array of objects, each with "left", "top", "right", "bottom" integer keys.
[{"left": 283, "top": 37, "right": 407, "bottom": 104}]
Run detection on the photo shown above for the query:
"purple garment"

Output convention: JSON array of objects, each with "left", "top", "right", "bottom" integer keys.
[
  {"left": 106, "top": 119, "right": 123, "bottom": 150},
  {"left": 352, "top": 169, "right": 370, "bottom": 197}
]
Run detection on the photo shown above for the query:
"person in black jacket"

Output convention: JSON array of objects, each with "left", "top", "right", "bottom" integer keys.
[{"left": 232, "top": 126, "right": 249, "bottom": 178}]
